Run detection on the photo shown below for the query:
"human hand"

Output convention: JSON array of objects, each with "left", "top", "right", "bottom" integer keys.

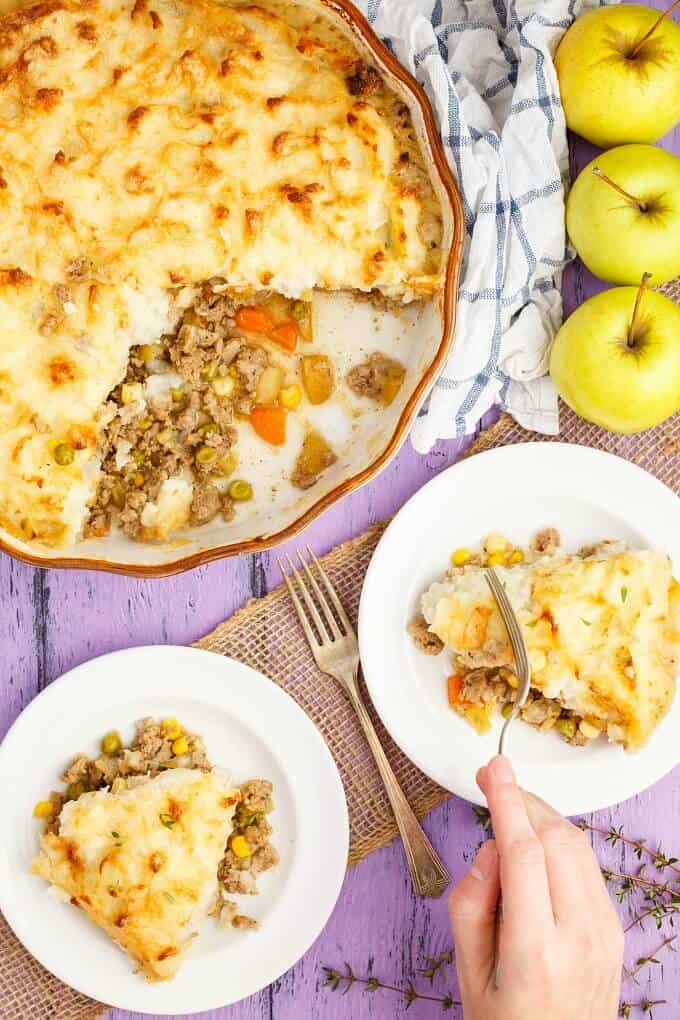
[{"left": 448, "top": 756, "right": 624, "bottom": 1020}]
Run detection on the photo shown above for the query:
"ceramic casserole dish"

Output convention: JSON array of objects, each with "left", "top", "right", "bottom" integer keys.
[{"left": 0, "top": 0, "right": 464, "bottom": 576}]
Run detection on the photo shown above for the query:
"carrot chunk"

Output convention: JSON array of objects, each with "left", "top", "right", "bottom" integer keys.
[
  {"left": 235, "top": 306, "right": 276, "bottom": 335},
  {"left": 250, "top": 405, "right": 287, "bottom": 446},
  {"left": 269, "top": 320, "right": 299, "bottom": 352},
  {"left": 447, "top": 674, "right": 464, "bottom": 709}
]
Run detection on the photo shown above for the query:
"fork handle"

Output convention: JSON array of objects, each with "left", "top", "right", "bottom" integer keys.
[{"left": 347, "top": 686, "right": 451, "bottom": 898}]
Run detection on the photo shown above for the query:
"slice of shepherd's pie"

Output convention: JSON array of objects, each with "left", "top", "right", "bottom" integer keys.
[
  {"left": 413, "top": 532, "right": 680, "bottom": 752},
  {"left": 31, "top": 768, "right": 239, "bottom": 981}
]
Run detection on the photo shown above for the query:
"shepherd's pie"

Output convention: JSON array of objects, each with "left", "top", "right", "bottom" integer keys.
[
  {"left": 415, "top": 533, "right": 680, "bottom": 752},
  {"left": 32, "top": 717, "right": 279, "bottom": 979},
  {"left": 0, "top": 0, "right": 443, "bottom": 547}
]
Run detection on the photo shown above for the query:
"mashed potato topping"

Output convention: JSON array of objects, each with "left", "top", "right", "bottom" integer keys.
[
  {"left": 32, "top": 768, "right": 239, "bottom": 981},
  {"left": 0, "top": 0, "right": 443, "bottom": 546}
]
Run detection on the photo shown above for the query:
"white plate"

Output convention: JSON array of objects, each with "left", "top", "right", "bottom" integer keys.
[
  {"left": 359, "top": 443, "right": 680, "bottom": 817},
  {"left": 0, "top": 646, "right": 349, "bottom": 1014}
]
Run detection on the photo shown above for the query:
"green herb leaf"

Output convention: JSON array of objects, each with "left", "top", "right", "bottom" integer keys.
[
  {"left": 472, "top": 805, "right": 492, "bottom": 831},
  {"left": 159, "top": 813, "right": 176, "bottom": 829},
  {"left": 111, "top": 831, "right": 120, "bottom": 839},
  {"left": 621, "top": 586, "right": 628, "bottom": 603},
  {"left": 580, "top": 617, "right": 591, "bottom": 626},
  {"left": 163, "top": 891, "right": 175, "bottom": 904},
  {"left": 525, "top": 619, "right": 538, "bottom": 628}
]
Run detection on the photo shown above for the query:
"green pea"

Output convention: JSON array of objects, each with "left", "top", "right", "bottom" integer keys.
[
  {"left": 101, "top": 731, "right": 122, "bottom": 756},
  {"left": 195, "top": 445, "right": 218, "bottom": 466},
  {"left": 54, "top": 442, "right": 75, "bottom": 466},
  {"left": 228, "top": 479, "right": 253, "bottom": 502},
  {"left": 555, "top": 716, "right": 577, "bottom": 740}
]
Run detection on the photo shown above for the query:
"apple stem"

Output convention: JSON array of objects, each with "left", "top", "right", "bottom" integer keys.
[
  {"left": 591, "top": 168, "right": 647, "bottom": 212},
  {"left": 627, "top": 273, "right": 653, "bottom": 348},
  {"left": 629, "top": 0, "right": 680, "bottom": 57}
]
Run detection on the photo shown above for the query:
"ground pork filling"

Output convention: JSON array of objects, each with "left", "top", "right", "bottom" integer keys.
[
  {"left": 84, "top": 277, "right": 413, "bottom": 542},
  {"left": 43, "top": 717, "right": 279, "bottom": 931},
  {"left": 84, "top": 283, "right": 341, "bottom": 541},
  {"left": 85, "top": 284, "right": 267, "bottom": 541},
  {"left": 456, "top": 667, "right": 598, "bottom": 747}
]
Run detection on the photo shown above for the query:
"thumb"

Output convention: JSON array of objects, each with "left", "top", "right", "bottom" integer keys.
[{"left": 448, "top": 839, "right": 500, "bottom": 995}]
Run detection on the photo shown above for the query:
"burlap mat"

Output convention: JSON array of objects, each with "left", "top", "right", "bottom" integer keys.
[{"left": 3, "top": 277, "right": 678, "bottom": 1019}]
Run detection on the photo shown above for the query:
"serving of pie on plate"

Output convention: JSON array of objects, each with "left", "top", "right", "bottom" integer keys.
[
  {"left": 358, "top": 443, "right": 680, "bottom": 816},
  {"left": 31, "top": 716, "right": 278, "bottom": 981},
  {"left": 412, "top": 530, "right": 680, "bottom": 753},
  {"left": 0, "top": 0, "right": 458, "bottom": 564},
  {"left": 0, "top": 647, "right": 349, "bottom": 1013}
]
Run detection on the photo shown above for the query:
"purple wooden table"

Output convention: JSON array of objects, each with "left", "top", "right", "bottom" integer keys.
[{"left": 2, "top": 40, "right": 679, "bottom": 1020}]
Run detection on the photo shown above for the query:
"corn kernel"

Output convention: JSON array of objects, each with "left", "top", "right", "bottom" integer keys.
[
  {"left": 509, "top": 549, "right": 524, "bottom": 564},
  {"left": 139, "top": 343, "right": 164, "bottom": 363},
  {"left": 212, "top": 375, "right": 235, "bottom": 398},
  {"left": 120, "top": 382, "right": 142, "bottom": 405},
  {"left": 451, "top": 547, "right": 471, "bottom": 567},
  {"left": 172, "top": 736, "right": 189, "bottom": 756},
  {"left": 231, "top": 834, "right": 251, "bottom": 859},
  {"left": 484, "top": 533, "right": 508, "bottom": 555},
  {"left": 33, "top": 800, "right": 54, "bottom": 819},
  {"left": 505, "top": 672, "right": 519, "bottom": 689},
  {"left": 486, "top": 552, "right": 506, "bottom": 567},
  {"left": 279, "top": 384, "right": 302, "bottom": 410},
  {"left": 161, "top": 718, "right": 183, "bottom": 741}
]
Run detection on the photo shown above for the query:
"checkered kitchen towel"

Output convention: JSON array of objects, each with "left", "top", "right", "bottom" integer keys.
[{"left": 358, "top": 0, "right": 601, "bottom": 450}]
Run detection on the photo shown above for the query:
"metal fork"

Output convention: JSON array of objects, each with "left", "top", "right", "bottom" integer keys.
[
  {"left": 279, "top": 546, "right": 451, "bottom": 898},
  {"left": 484, "top": 566, "right": 532, "bottom": 987},
  {"left": 484, "top": 568, "right": 531, "bottom": 756}
]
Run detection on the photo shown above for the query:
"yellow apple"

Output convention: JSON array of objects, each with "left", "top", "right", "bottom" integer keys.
[
  {"left": 566, "top": 144, "right": 680, "bottom": 285},
  {"left": 555, "top": 4, "right": 680, "bottom": 147},
  {"left": 550, "top": 278, "right": 680, "bottom": 433}
]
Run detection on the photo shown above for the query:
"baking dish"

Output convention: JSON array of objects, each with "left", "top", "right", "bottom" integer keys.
[{"left": 0, "top": 0, "right": 464, "bottom": 576}]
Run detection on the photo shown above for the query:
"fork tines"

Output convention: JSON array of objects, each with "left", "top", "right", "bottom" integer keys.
[{"left": 278, "top": 546, "right": 353, "bottom": 648}]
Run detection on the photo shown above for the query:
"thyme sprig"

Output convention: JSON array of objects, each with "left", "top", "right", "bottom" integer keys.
[
  {"left": 324, "top": 816, "right": 679, "bottom": 1016},
  {"left": 619, "top": 1002, "right": 667, "bottom": 1018},
  {"left": 623, "top": 935, "right": 676, "bottom": 983},
  {"left": 472, "top": 805, "right": 492, "bottom": 831},
  {"left": 322, "top": 965, "right": 461, "bottom": 1010},
  {"left": 419, "top": 950, "right": 454, "bottom": 984},
  {"left": 579, "top": 822, "right": 680, "bottom": 877}
]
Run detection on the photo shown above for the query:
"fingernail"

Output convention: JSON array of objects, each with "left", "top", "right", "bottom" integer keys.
[{"left": 492, "top": 755, "right": 515, "bottom": 784}]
